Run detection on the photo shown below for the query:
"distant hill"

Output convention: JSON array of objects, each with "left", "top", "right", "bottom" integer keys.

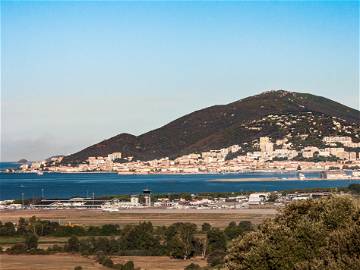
[
  {"left": 62, "top": 90, "right": 360, "bottom": 164},
  {"left": 17, "top": 159, "right": 28, "bottom": 164}
]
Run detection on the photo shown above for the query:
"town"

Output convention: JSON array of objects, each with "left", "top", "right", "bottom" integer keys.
[{"left": 15, "top": 133, "right": 360, "bottom": 175}]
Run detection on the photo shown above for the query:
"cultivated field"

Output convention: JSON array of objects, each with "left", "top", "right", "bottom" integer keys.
[
  {"left": 0, "top": 208, "right": 277, "bottom": 228},
  {"left": 0, "top": 254, "right": 207, "bottom": 270}
]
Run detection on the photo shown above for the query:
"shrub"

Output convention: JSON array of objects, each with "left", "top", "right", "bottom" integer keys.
[
  {"left": 207, "top": 250, "right": 226, "bottom": 267},
  {"left": 184, "top": 263, "right": 202, "bottom": 270},
  {"left": 122, "top": 260, "right": 135, "bottom": 270},
  {"left": 226, "top": 196, "right": 360, "bottom": 270},
  {"left": 6, "top": 243, "right": 27, "bottom": 254}
]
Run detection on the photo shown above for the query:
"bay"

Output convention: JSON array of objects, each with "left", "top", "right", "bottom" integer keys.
[{"left": 0, "top": 164, "right": 359, "bottom": 200}]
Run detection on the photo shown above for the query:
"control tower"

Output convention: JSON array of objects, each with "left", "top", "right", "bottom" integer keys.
[{"left": 143, "top": 189, "right": 151, "bottom": 207}]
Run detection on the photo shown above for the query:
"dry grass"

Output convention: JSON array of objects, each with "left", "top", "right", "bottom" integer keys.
[
  {"left": 113, "top": 256, "right": 207, "bottom": 270},
  {"left": 0, "top": 254, "right": 207, "bottom": 270},
  {"left": 0, "top": 208, "right": 276, "bottom": 228},
  {"left": 0, "top": 254, "right": 107, "bottom": 270}
]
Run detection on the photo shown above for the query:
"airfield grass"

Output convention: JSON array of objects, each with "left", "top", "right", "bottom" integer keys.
[{"left": 0, "top": 208, "right": 276, "bottom": 228}]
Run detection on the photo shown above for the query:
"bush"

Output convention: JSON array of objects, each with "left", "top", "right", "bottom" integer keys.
[
  {"left": 66, "top": 236, "right": 80, "bottom": 252},
  {"left": 74, "top": 267, "right": 82, "bottom": 270},
  {"left": 207, "top": 249, "right": 226, "bottom": 267},
  {"left": 6, "top": 243, "right": 27, "bottom": 254},
  {"left": 101, "top": 256, "right": 114, "bottom": 268},
  {"left": 122, "top": 260, "right": 135, "bottom": 270},
  {"left": 47, "top": 244, "right": 64, "bottom": 253},
  {"left": 226, "top": 196, "right": 360, "bottom": 270},
  {"left": 184, "top": 263, "right": 202, "bottom": 270}
]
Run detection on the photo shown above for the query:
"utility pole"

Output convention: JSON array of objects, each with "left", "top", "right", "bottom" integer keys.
[{"left": 21, "top": 192, "right": 24, "bottom": 209}]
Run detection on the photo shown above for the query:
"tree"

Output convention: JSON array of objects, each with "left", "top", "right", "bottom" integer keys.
[
  {"left": 201, "top": 223, "right": 212, "bottom": 232},
  {"left": 207, "top": 228, "right": 226, "bottom": 253},
  {"left": 226, "top": 196, "right": 360, "bottom": 270},
  {"left": 224, "top": 222, "right": 240, "bottom": 240},
  {"left": 224, "top": 221, "right": 253, "bottom": 241},
  {"left": 17, "top": 217, "right": 28, "bottom": 235},
  {"left": 0, "top": 222, "right": 16, "bottom": 236},
  {"left": 25, "top": 233, "right": 38, "bottom": 250},
  {"left": 267, "top": 192, "right": 278, "bottom": 202},
  {"left": 122, "top": 222, "right": 162, "bottom": 254},
  {"left": 101, "top": 224, "right": 120, "bottom": 235},
  {"left": 66, "top": 236, "right": 80, "bottom": 252},
  {"left": 166, "top": 223, "right": 197, "bottom": 259}
]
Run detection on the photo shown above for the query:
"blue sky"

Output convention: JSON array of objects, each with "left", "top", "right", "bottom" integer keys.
[{"left": 1, "top": 1, "right": 359, "bottom": 161}]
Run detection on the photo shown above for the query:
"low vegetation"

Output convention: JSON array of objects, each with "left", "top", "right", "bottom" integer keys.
[{"left": 226, "top": 196, "right": 360, "bottom": 270}]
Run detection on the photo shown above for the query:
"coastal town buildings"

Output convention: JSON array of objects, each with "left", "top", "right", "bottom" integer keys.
[{"left": 16, "top": 136, "right": 360, "bottom": 175}]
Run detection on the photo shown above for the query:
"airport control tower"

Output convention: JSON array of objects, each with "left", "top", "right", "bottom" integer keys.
[{"left": 143, "top": 189, "right": 151, "bottom": 207}]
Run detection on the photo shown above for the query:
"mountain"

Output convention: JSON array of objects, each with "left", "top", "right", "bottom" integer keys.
[{"left": 62, "top": 90, "right": 360, "bottom": 164}]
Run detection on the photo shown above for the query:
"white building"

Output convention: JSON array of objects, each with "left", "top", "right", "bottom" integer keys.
[
  {"left": 260, "top": 137, "right": 273, "bottom": 153},
  {"left": 248, "top": 193, "right": 269, "bottom": 205},
  {"left": 108, "top": 152, "right": 122, "bottom": 161}
]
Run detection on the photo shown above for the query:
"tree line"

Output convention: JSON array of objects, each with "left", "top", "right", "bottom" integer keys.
[{"left": 1, "top": 217, "right": 254, "bottom": 268}]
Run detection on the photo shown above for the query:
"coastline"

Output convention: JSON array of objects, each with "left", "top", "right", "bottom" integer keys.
[
  {"left": 0, "top": 169, "right": 342, "bottom": 175},
  {"left": 208, "top": 177, "right": 360, "bottom": 183}
]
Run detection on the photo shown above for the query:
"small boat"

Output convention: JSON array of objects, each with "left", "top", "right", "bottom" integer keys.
[{"left": 37, "top": 171, "right": 44, "bottom": 175}]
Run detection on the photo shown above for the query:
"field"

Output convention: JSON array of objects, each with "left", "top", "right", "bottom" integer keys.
[
  {"left": 0, "top": 208, "right": 277, "bottom": 228},
  {"left": 0, "top": 254, "right": 207, "bottom": 270},
  {"left": 0, "top": 254, "right": 107, "bottom": 270}
]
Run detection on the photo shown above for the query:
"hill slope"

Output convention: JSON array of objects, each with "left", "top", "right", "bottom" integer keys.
[{"left": 62, "top": 90, "right": 360, "bottom": 164}]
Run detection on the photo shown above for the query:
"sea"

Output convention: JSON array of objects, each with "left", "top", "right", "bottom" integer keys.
[{"left": 0, "top": 162, "right": 359, "bottom": 200}]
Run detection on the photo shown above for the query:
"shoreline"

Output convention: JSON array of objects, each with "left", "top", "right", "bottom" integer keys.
[
  {"left": 209, "top": 177, "right": 360, "bottom": 182},
  {"left": 1, "top": 169, "right": 355, "bottom": 175}
]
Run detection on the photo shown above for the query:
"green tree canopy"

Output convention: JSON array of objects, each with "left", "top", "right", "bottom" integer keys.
[
  {"left": 226, "top": 196, "right": 360, "bottom": 270},
  {"left": 25, "top": 233, "right": 38, "bottom": 250}
]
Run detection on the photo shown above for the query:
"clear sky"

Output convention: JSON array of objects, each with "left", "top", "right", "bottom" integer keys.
[{"left": 1, "top": 1, "right": 359, "bottom": 161}]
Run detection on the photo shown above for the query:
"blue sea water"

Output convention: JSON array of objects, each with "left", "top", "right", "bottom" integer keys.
[{"left": 0, "top": 162, "right": 359, "bottom": 200}]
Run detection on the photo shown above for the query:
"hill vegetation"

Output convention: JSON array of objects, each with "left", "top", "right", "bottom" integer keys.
[{"left": 62, "top": 90, "right": 360, "bottom": 164}]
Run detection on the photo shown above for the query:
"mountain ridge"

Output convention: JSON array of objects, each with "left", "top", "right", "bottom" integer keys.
[{"left": 62, "top": 90, "right": 360, "bottom": 164}]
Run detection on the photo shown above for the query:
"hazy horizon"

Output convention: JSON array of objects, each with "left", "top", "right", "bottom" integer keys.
[{"left": 1, "top": 1, "right": 359, "bottom": 161}]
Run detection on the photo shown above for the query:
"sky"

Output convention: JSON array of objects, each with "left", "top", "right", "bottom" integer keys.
[{"left": 1, "top": 1, "right": 359, "bottom": 161}]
